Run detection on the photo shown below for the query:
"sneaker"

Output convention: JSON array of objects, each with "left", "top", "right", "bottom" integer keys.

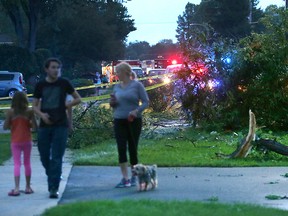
[
  {"left": 130, "top": 176, "right": 137, "bottom": 187},
  {"left": 49, "top": 189, "right": 59, "bottom": 199},
  {"left": 115, "top": 178, "right": 131, "bottom": 188}
]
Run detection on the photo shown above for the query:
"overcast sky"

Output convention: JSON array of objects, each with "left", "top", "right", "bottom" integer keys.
[{"left": 124, "top": 0, "right": 286, "bottom": 45}]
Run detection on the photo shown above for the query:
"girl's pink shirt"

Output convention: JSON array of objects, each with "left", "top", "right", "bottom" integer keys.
[{"left": 11, "top": 116, "right": 32, "bottom": 144}]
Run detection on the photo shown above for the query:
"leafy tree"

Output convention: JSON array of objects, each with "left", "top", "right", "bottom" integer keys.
[
  {"left": 174, "top": 1, "right": 271, "bottom": 129},
  {"left": 0, "top": 0, "right": 135, "bottom": 79},
  {"left": 125, "top": 41, "right": 151, "bottom": 60},
  {"left": 0, "top": 0, "right": 25, "bottom": 48},
  {"left": 198, "top": 0, "right": 251, "bottom": 40},
  {"left": 0, "top": 0, "right": 47, "bottom": 51},
  {"left": 149, "top": 39, "right": 180, "bottom": 59},
  {"left": 0, "top": 10, "right": 16, "bottom": 37},
  {"left": 177, "top": 1, "right": 263, "bottom": 42},
  {"left": 0, "top": 0, "right": 135, "bottom": 55},
  {"left": 176, "top": 5, "right": 288, "bottom": 130},
  {"left": 36, "top": 0, "right": 135, "bottom": 68},
  {"left": 125, "top": 40, "right": 180, "bottom": 60},
  {"left": 229, "top": 7, "right": 288, "bottom": 129}
]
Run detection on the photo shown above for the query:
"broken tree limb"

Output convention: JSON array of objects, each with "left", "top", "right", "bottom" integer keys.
[
  {"left": 216, "top": 110, "right": 288, "bottom": 158},
  {"left": 255, "top": 138, "right": 288, "bottom": 156},
  {"left": 234, "top": 110, "right": 256, "bottom": 158},
  {"left": 216, "top": 110, "right": 256, "bottom": 158}
]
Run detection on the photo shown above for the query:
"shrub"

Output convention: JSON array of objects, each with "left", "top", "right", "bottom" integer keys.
[
  {"left": 33, "top": 48, "right": 53, "bottom": 74},
  {"left": 228, "top": 8, "right": 288, "bottom": 130},
  {"left": 25, "top": 84, "right": 35, "bottom": 94},
  {"left": 71, "top": 78, "right": 95, "bottom": 97},
  {"left": 68, "top": 104, "right": 114, "bottom": 149},
  {"left": 147, "top": 83, "right": 174, "bottom": 112},
  {"left": 0, "top": 45, "right": 37, "bottom": 78},
  {"left": 73, "top": 58, "right": 100, "bottom": 77}
]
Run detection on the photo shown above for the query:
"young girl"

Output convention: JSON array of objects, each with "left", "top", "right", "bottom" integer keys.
[{"left": 3, "top": 92, "right": 37, "bottom": 196}]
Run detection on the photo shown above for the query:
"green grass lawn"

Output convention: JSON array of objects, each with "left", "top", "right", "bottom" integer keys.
[
  {"left": 0, "top": 133, "right": 11, "bottom": 165},
  {"left": 42, "top": 200, "right": 288, "bottom": 216},
  {"left": 73, "top": 128, "right": 288, "bottom": 167}
]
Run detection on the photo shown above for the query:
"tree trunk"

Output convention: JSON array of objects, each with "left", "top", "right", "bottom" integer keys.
[
  {"left": 7, "top": 5, "right": 25, "bottom": 48},
  {"left": 255, "top": 138, "right": 288, "bottom": 156},
  {"left": 27, "top": 0, "right": 40, "bottom": 52}
]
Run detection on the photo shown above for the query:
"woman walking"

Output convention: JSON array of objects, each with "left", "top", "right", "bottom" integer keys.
[{"left": 110, "top": 62, "right": 149, "bottom": 188}]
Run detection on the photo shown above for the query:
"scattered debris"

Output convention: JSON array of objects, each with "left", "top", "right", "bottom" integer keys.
[
  {"left": 207, "top": 196, "right": 219, "bottom": 202},
  {"left": 281, "top": 173, "right": 288, "bottom": 178},
  {"left": 264, "top": 181, "right": 279, "bottom": 185},
  {"left": 217, "top": 174, "right": 243, "bottom": 177},
  {"left": 265, "top": 195, "right": 288, "bottom": 200},
  {"left": 210, "top": 131, "right": 218, "bottom": 135}
]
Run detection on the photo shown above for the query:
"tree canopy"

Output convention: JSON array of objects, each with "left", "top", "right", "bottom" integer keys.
[
  {"left": 125, "top": 39, "right": 180, "bottom": 60},
  {"left": 175, "top": 1, "right": 288, "bottom": 130},
  {"left": 0, "top": 0, "right": 136, "bottom": 77}
]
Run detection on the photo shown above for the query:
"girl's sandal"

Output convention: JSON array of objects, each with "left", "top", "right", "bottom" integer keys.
[
  {"left": 8, "top": 189, "right": 20, "bottom": 196},
  {"left": 25, "top": 188, "right": 34, "bottom": 194}
]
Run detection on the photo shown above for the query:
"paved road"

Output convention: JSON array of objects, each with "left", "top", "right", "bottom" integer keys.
[{"left": 60, "top": 166, "right": 288, "bottom": 210}]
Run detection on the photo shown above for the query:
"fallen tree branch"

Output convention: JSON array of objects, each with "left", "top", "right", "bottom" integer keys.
[
  {"left": 216, "top": 110, "right": 288, "bottom": 158},
  {"left": 255, "top": 138, "right": 288, "bottom": 156}
]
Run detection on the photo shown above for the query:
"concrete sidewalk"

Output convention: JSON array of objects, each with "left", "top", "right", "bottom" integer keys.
[
  {"left": 1, "top": 147, "right": 288, "bottom": 215},
  {"left": 0, "top": 144, "right": 72, "bottom": 216},
  {"left": 60, "top": 166, "right": 288, "bottom": 211}
]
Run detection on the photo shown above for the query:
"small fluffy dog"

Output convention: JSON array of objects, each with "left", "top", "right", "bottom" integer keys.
[{"left": 133, "top": 164, "right": 158, "bottom": 191}]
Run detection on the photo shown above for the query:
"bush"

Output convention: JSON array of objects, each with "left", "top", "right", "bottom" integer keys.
[
  {"left": 0, "top": 45, "right": 37, "bottom": 78},
  {"left": 71, "top": 78, "right": 95, "bottom": 97},
  {"left": 227, "top": 8, "right": 288, "bottom": 130},
  {"left": 68, "top": 105, "right": 114, "bottom": 149},
  {"left": 73, "top": 57, "right": 100, "bottom": 77},
  {"left": 33, "top": 48, "right": 53, "bottom": 74},
  {"left": 147, "top": 83, "right": 174, "bottom": 112},
  {"left": 25, "top": 84, "right": 35, "bottom": 94}
]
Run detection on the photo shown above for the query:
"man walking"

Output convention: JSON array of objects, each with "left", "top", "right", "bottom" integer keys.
[{"left": 33, "top": 58, "right": 81, "bottom": 198}]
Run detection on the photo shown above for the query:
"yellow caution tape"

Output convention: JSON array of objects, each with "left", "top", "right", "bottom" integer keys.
[{"left": 0, "top": 75, "right": 174, "bottom": 110}]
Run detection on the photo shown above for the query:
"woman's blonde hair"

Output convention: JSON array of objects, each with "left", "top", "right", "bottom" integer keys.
[
  {"left": 131, "top": 71, "right": 137, "bottom": 80},
  {"left": 115, "top": 62, "right": 132, "bottom": 77},
  {"left": 11, "top": 91, "right": 29, "bottom": 115}
]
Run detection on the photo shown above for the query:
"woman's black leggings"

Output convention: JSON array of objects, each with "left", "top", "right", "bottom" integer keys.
[{"left": 114, "top": 118, "right": 142, "bottom": 165}]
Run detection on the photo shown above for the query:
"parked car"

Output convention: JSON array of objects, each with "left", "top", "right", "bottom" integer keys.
[
  {"left": 147, "top": 69, "right": 166, "bottom": 76},
  {"left": 131, "top": 67, "right": 145, "bottom": 78},
  {"left": 165, "top": 64, "right": 183, "bottom": 74},
  {"left": 0, "top": 71, "right": 26, "bottom": 97}
]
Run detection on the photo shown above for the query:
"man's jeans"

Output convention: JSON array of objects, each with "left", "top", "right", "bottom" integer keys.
[{"left": 37, "top": 126, "right": 68, "bottom": 191}]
